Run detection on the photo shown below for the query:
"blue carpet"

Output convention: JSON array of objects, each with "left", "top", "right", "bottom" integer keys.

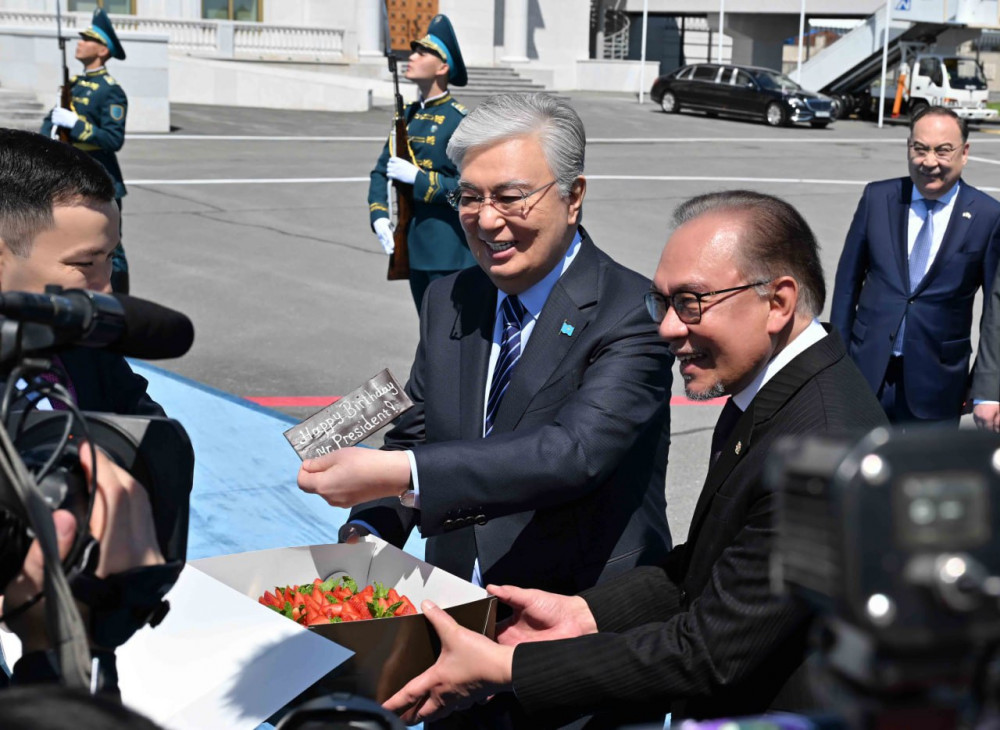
[
  {"left": 128, "top": 361, "right": 425, "bottom": 561},
  {"left": 130, "top": 362, "right": 431, "bottom": 729}
]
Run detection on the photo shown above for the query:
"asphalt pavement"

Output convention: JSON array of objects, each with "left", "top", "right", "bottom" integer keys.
[{"left": 118, "top": 93, "right": 1000, "bottom": 542}]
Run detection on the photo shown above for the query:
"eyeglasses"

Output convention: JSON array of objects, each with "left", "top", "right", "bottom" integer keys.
[
  {"left": 447, "top": 180, "right": 558, "bottom": 216},
  {"left": 644, "top": 281, "right": 772, "bottom": 325},
  {"left": 908, "top": 142, "right": 962, "bottom": 161}
]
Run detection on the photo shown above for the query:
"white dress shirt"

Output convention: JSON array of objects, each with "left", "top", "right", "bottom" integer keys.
[{"left": 732, "top": 319, "right": 828, "bottom": 412}]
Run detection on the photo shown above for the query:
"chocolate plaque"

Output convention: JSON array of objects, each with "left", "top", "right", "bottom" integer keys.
[{"left": 284, "top": 369, "right": 413, "bottom": 460}]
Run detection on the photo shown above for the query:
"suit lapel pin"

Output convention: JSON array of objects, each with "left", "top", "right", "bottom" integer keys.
[
  {"left": 560, "top": 321, "right": 575, "bottom": 337},
  {"left": 962, "top": 211, "right": 972, "bottom": 219},
  {"left": 734, "top": 441, "right": 742, "bottom": 456}
]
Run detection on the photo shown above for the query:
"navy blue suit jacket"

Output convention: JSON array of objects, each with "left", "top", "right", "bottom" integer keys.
[
  {"left": 349, "top": 229, "right": 673, "bottom": 594},
  {"left": 831, "top": 177, "right": 1000, "bottom": 420}
]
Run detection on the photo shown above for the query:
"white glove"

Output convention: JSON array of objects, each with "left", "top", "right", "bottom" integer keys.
[
  {"left": 51, "top": 107, "right": 78, "bottom": 129},
  {"left": 373, "top": 218, "right": 395, "bottom": 256},
  {"left": 386, "top": 156, "right": 420, "bottom": 185}
]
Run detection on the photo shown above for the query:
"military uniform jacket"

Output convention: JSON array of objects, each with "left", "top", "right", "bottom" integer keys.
[
  {"left": 41, "top": 68, "right": 128, "bottom": 199},
  {"left": 367, "top": 92, "right": 476, "bottom": 272}
]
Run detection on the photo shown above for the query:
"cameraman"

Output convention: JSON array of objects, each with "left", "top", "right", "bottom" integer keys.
[
  {"left": 0, "top": 129, "right": 162, "bottom": 417},
  {"left": 0, "top": 444, "right": 164, "bottom": 688}
]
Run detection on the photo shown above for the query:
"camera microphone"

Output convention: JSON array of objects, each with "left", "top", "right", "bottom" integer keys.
[{"left": 0, "top": 288, "right": 194, "bottom": 360}]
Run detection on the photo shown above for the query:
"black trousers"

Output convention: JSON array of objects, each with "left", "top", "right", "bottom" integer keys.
[{"left": 111, "top": 198, "right": 129, "bottom": 294}]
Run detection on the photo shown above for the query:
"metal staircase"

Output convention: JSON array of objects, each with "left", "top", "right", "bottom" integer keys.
[
  {"left": 810, "top": 22, "right": 964, "bottom": 117},
  {"left": 603, "top": 10, "right": 630, "bottom": 60},
  {"left": 792, "top": 9, "right": 982, "bottom": 117}
]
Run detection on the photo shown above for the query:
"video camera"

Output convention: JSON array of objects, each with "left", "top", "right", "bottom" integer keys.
[
  {"left": 768, "top": 427, "right": 1000, "bottom": 728},
  {"left": 0, "top": 286, "right": 195, "bottom": 690}
]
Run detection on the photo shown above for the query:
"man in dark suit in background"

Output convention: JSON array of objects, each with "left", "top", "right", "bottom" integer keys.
[
  {"left": 0, "top": 129, "right": 162, "bottom": 418},
  {"left": 970, "top": 261, "right": 1000, "bottom": 431},
  {"left": 382, "top": 191, "right": 888, "bottom": 727},
  {"left": 299, "top": 93, "right": 672, "bottom": 598},
  {"left": 831, "top": 106, "right": 1000, "bottom": 425}
]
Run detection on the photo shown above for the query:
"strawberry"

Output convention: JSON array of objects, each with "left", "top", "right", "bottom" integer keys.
[
  {"left": 395, "top": 596, "right": 418, "bottom": 616},
  {"left": 261, "top": 576, "right": 416, "bottom": 623},
  {"left": 348, "top": 592, "right": 370, "bottom": 618}
]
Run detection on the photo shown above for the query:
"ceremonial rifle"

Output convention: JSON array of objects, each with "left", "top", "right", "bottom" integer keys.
[
  {"left": 384, "top": 1, "right": 412, "bottom": 281},
  {"left": 53, "top": 0, "right": 72, "bottom": 144}
]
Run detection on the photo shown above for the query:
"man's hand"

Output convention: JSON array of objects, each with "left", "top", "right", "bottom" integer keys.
[
  {"left": 490, "top": 584, "right": 598, "bottom": 647},
  {"left": 383, "top": 600, "right": 514, "bottom": 725},
  {"left": 82, "top": 445, "right": 164, "bottom": 577},
  {"left": 297, "top": 447, "right": 411, "bottom": 508},
  {"left": 50, "top": 107, "right": 78, "bottom": 129},
  {"left": 373, "top": 218, "right": 395, "bottom": 256},
  {"left": 2, "top": 444, "right": 164, "bottom": 653},
  {"left": 973, "top": 402, "right": 1000, "bottom": 432},
  {"left": 387, "top": 156, "right": 421, "bottom": 185},
  {"left": 2, "top": 511, "right": 76, "bottom": 653}
]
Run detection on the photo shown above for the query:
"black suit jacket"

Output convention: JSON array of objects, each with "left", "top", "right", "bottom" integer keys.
[
  {"left": 59, "top": 348, "right": 165, "bottom": 418},
  {"left": 831, "top": 177, "right": 1000, "bottom": 419},
  {"left": 971, "top": 260, "right": 1000, "bottom": 402},
  {"left": 511, "top": 329, "right": 888, "bottom": 724},
  {"left": 350, "top": 229, "right": 673, "bottom": 593}
]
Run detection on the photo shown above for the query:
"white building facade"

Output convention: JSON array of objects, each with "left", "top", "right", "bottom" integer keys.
[{"left": 2, "top": 0, "right": 994, "bottom": 130}]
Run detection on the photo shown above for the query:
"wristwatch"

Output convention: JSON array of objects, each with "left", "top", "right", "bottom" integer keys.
[{"left": 399, "top": 488, "right": 417, "bottom": 509}]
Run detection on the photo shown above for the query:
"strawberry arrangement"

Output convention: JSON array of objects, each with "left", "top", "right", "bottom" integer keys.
[{"left": 258, "top": 575, "right": 418, "bottom": 626}]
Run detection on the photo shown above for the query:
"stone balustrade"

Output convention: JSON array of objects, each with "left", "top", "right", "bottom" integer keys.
[{"left": 0, "top": 11, "right": 348, "bottom": 61}]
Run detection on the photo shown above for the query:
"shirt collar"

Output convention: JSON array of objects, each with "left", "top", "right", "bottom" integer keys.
[
  {"left": 496, "top": 229, "right": 583, "bottom": 323},
  {"left": 731, "top": 318, "right": 827, "bottom": 412},
  {"left": 418, "top": 90, "right": 449, "bottom": 109}
]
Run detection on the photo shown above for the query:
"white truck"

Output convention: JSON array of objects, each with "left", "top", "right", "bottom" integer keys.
[{"left": 870, "top": 54, "right": 997, "bottom": 121}]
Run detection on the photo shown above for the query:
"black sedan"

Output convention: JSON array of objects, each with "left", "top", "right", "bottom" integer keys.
[{"left": 651, "top": 63, "right": 836, "bottom": 128}]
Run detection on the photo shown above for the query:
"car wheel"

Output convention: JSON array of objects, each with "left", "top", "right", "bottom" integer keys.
[
  {"left": 810, "top": 121, "right": 830, "bottom": 129},
  {"left": 909, "top": 101, "right": 928, "bottom": 119},
  {"left": 829, "top": 97, "right": 843, "bottom": 120},
  {"left": 660, "top": 91, "right": 679, "bottom": 114},
  {"left": 765, "top": 101, "right": 787, "bottom": 127},
  {"left": 860, "top": 97, "right": 877, "bottom": 121}
]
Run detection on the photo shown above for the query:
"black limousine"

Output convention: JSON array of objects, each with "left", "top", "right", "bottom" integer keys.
[{"left": 651, "top": 63, "right": 836, "bottom": 128}]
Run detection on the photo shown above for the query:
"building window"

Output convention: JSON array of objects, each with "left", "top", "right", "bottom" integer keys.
[
  {"left": 202, "top": 0, "right": 262, "bottom": 22},
  {"left": 68, "top": 0, "right": 134, "bottom": 13}
]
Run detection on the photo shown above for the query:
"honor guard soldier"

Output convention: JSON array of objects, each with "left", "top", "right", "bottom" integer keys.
[
  {"left": 368, "top": 14, "right": 476, "bottom": 311},
  {"left": 41, "top": 8, "right": 131, "bottom": 294}
]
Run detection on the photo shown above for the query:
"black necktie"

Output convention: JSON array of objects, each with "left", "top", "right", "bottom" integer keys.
[
  {"left": 710, "top": 398, "right": 742, "bottom": 465},
  {"left": 485, "top": 295, "right": 526, "bottom": 436}
]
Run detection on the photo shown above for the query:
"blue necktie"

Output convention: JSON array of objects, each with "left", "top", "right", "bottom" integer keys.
[
  {"left": 485, "top": 295, "right": 526, "bottom": 436},
  {"left": 895, "top": 198, "right": 939, "bottom": 353},
  {"left": 909, "top": 198, "right": 939, "bottom": 290}
]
